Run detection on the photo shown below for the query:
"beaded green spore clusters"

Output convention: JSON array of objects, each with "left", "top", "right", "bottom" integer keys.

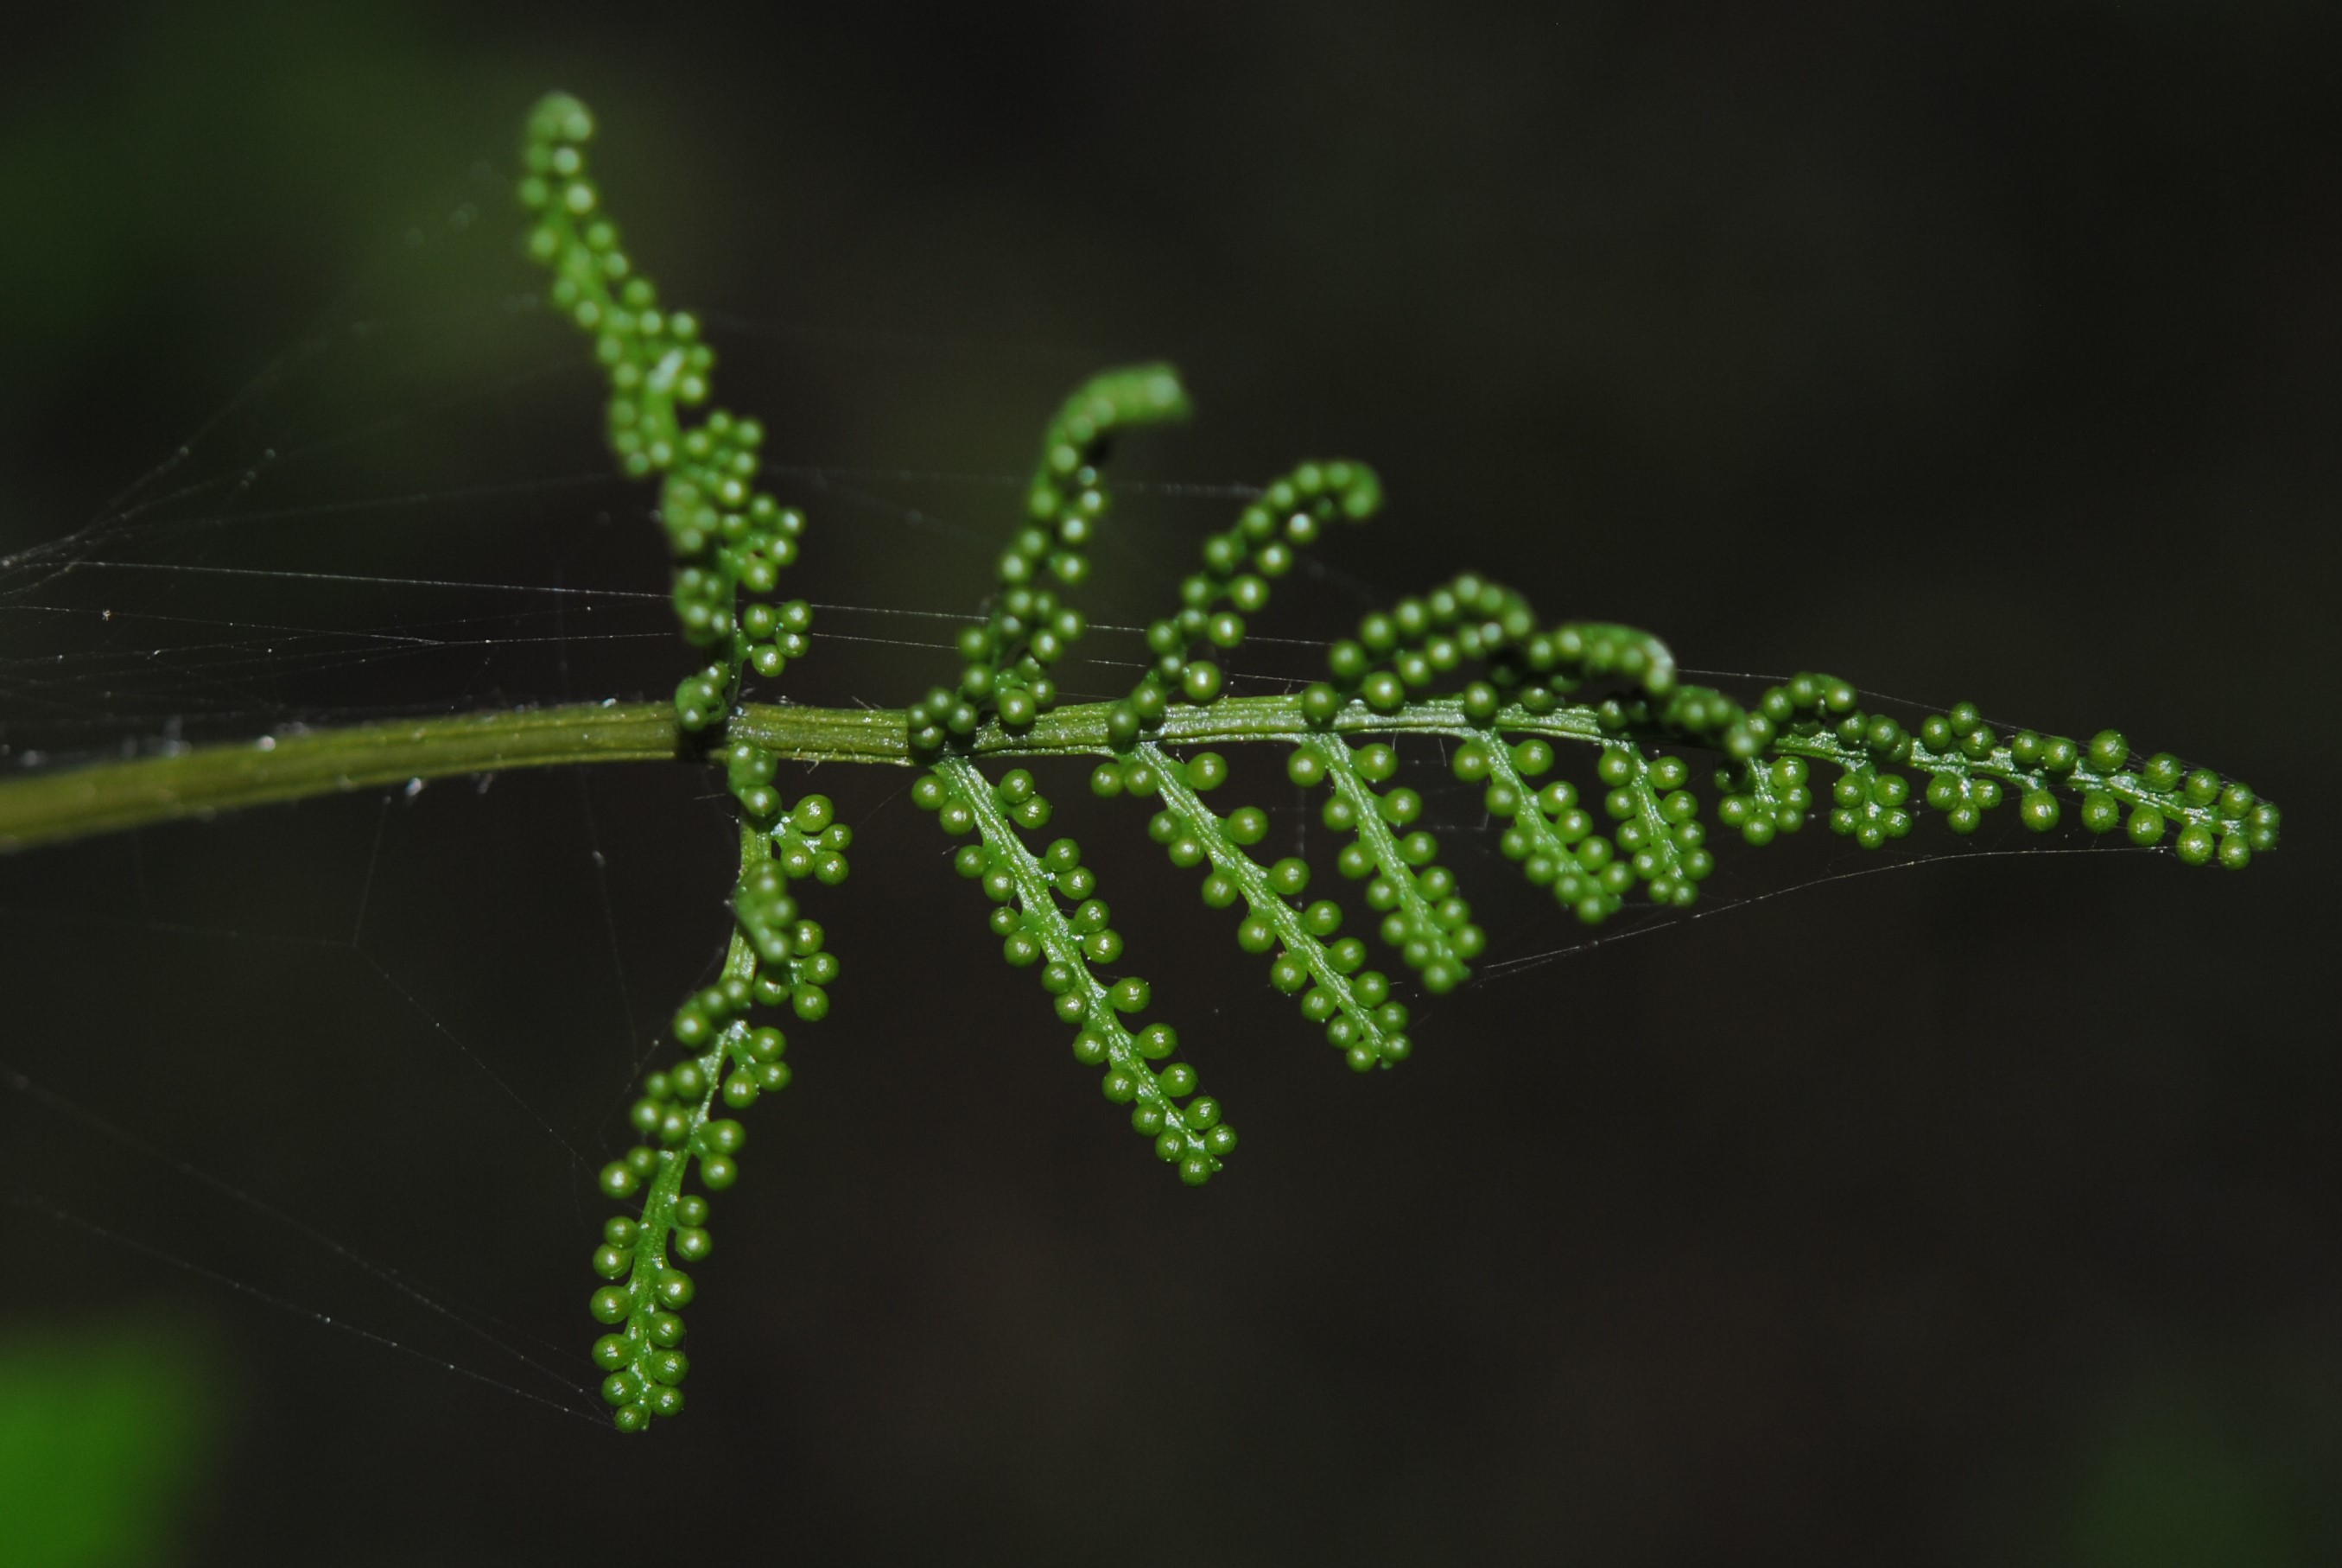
[
  {"left": 920, "top": 758, "right": 1234, "bottom": 1184},
  {"left": 519, "top": 94, "right": 812, "bottom": 733},
  {"left": 520, "top": 92, "right": 2277, "bottom": 1430},
  {"left": 583, "top": 784, "right": 849, "bottom": 1431},
  {"left": 896, "top": 366, "right": 1192, "bottom": 750},
  {"left": 525, "top": 94, "right": 853, "bottom": 1431}
]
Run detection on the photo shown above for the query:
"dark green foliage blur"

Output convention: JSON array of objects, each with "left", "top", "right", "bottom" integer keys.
[
  {"left": 0, "top": 3, "right": 2336, "bottom": 1564},
  {"left": 0, "top": 1321, "right": 212, "bottom": 1568}
]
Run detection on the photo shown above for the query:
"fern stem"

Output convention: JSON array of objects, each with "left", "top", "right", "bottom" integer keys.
[
  {"left": 0, "top": 703, "right": 682, "bottom": 850},
  {"left": 0, "top": 692, "right": 2241, "bottom": 854}
]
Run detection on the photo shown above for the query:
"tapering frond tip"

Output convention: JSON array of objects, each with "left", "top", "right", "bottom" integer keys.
[
  {"left": 1256, "top": 460, "right": 1382, "bottom": 525},
  {"left": 528, "top": 92, "right": 594, "bottom": 147},
  {"left": 1555, "top": 623, "right": 1677, "bottom": 700},
  {"left": 1027, "top": 363, "right": 1192, "bottom": 520},
  {"left": 1070, "top": 362, "right": 1193, "bottom": 429}
]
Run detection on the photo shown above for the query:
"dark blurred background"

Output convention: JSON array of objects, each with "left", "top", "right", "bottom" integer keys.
[{"left": 2, "top": 3, "right": 2337, "bottom": 1564}]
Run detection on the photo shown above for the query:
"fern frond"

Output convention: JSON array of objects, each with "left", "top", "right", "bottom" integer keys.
[
  {"left": 1132, "top": 743, "right": 1410, "bottom": 1072},
  {"left": 519, "top": 92, "right": 875, "bottom": 1428},
  {"left": 500, "top": 87, "right": 2275, "bottom": 1426},
  {"left": 517, "top": 94, "right": 814, "bottom": 732},
  {"left": 578, "top": 778, "right": 845, "bottom": 1428},
  {"left": 0, "top": 87, "right": 2275, "bottom": 1434},
  {"left": 1289, "top": 734, "right": 1482, "bottom": 994},
  {"left": 919, "top": 757, "right": 1234, "bottom": 1184},
  {"left": 1110, "top": 460, "right": 1384, "bottom": 725},
  {"left": 905, "top": 365, "right": 1190, "bottom": 746}
]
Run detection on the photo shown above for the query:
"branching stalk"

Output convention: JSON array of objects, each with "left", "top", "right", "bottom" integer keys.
[{"left": 0, "top": 693, "right": 2256, "bottom": 854}]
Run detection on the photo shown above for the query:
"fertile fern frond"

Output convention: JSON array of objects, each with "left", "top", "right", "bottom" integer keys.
[
  {"left": 508, "top": 92, "right": 2279, "bottom": 1430},
  {"left": 1137, "top": 743, "right": 1412, "bottom": 1073},
  {"left": 922, "top": 758, "right": 1234, "bottom": 1183}
]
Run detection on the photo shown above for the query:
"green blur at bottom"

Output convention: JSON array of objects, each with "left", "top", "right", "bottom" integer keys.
[{"left": 0, "top": 1322, "right": 213, "bottom": 1567}]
